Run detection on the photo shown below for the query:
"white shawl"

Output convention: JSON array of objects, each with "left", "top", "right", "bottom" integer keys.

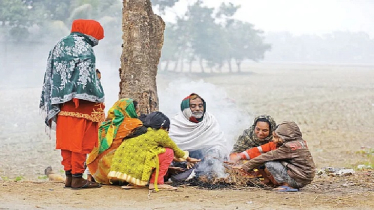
[{"left": 169, "top": 111, "right": 229, "bottom": 157}]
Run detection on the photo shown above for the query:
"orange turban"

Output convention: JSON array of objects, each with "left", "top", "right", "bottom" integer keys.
[{"left": 71, "top": 19, "right": 104, "bottom": 40}]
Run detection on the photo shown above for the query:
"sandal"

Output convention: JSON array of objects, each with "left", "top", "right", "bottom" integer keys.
[
  {"left": 71, "top": 178, "right": 101, "bottom": 189},
  {"left": 149, "top": 184, "right": 177, "bottom": 191},
  {"left": 273, "top": 185, "right": 299, "bottom": 192},
  {"left": 121, "top": 185, "right": 146, "bottom": 190}
]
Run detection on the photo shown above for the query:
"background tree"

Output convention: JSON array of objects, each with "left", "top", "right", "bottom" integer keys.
[
  {"left": 185, "top": 0, "right": 217, "bottom": 72},
  {"left": 152, "top": 0, "right": 178, "bottom": 14},
  {"left": 228, "top": 21, "right": 270, "bottom": 72},
  {"left": 0, "top": 0, "right": 44, "bottom": 41},
  {"left": 158, "top": 1, "right": 271, "bottom": 73},
  {"left": 160, "top": 23, "right": 180, "bottom": 71}
]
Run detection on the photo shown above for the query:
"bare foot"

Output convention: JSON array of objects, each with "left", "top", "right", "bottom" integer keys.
[
  {"left": 149, "top": 183, "right": 177, "bottom": 191},
  {"left": 121, "top": 184, "right": 146, "bottom": 189},
  {"left": 86, "top": 174, "right": 94, "bottom": 182}
]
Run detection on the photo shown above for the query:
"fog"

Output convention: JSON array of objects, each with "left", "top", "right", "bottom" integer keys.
[
  {"left": 1, "top": 1, "right": 372, "bottom": 133},
  {"left": 168, "top": 0, "right": 374, "bottom": 37},
  {"left": 0, "top": 0, "right": 373, "bottom": 179}
]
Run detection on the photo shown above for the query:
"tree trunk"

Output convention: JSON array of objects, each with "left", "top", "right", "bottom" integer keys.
[
  {"left": 173, "top": 59, "right": 179, "bottom": 71},
  {"left": 163, "top": 61, "right": 169, "bottom": 71},
  {"left": 199, "top": 57, "right": 205, "bottom": 73},
  {"left": 235, "top": 59, "right": 242, "bottom": 72},
  {"left": 227, "top": 59, "right": 232, "bottom": 73},
  {"left": 119, "top": 0, "right": 165, "bottom": 115},
  {"left": 179, "top": 50, "right": 184, "bottom": 72},
  {"left": 180, "top": 58, "right": 184, "bottom": 72}
]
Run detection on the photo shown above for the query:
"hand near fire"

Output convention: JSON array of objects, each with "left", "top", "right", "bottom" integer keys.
[
  {"left": 187, "top": 157, "right": 201, "bottom": 163},
  {"left": 231, "top": 165, "right": 243, "bottom": 170},
  {"left": 231, "top": 165, "right": 251, "bottom": 176},
  {"left": 168, "top": 166, "right": 186, "bottom": 175},
  {"left": 228, "top": 153, "right": 242, "bottom": 163},
  {"left": 186, "top": 157, "right": 200, "bottom": 169}
]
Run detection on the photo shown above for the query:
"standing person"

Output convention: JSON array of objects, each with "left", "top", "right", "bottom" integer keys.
[
  {"left": 108, "top": 111, "right": 200, "bottom": 191},
  {"left": 231, "top": 115, "right": 277, "bottom": 154},
  {"left": 39, "top": 19, "right": 105, "bottom": 189},
  {"left": 233, "top": 121, "right": 316, "bottom": 192}
]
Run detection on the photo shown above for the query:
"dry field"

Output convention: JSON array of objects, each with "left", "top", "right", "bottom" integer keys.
[{"left": 1, "top": 63, "right": 374, "bottom": 209}]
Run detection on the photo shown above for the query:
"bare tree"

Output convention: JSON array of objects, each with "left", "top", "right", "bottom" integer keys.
[{"left": 119, "top": 0, "right": 165, "bottom": 114}]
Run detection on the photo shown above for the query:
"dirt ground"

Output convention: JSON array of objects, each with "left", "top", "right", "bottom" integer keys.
[{"left": 1, "top": 63, "right": 374, "bottom": 209}]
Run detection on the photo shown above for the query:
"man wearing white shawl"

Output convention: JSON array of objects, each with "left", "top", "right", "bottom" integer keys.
[{"left": 168, "top": 93, "right": 229, "bottom": 181}]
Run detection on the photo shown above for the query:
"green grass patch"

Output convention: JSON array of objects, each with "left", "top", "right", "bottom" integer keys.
[
  {"left": 38, "top": 175, "right": 48, "bottom": 180},
  {"left": 355, "top": 148, "right": 374, "bottom": 170},
  {"left": 14, "top": 176, "right": 24, "bottom": 182},
  {"left": 1, "top": 176, "right": 9, "bottom": 181}
]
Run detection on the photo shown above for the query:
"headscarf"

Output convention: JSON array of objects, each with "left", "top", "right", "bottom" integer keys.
[
  {"left": 143, "top": 111, "right": 170, "bottom": 130},
  {"left": 180, "top": 93, "right": 207, "bottom": 123},
  {"left": 169, "top": 94, "right": 229, "bottom": 157},
  {"left": 97, "top": 98, "right": 138, "bottom": 153},
  {"left": 71, "top": 19, "right": 104, "bottom": 45},
  {"left": 39, "top": 19, "right": 105, "bottom": 127},
  {"left": 231, "top": 115, "right": 277, "bottom": 153},
  {"left": 275, "top": 121, "right": 303, "bottom": 142},
  {"left": 249, "top": 115, "right": 277, "bottom": 143}
]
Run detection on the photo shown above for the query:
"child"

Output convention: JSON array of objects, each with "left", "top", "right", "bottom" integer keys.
[{"left": 233, "top": 121, "right": 315, "bottom": 192}]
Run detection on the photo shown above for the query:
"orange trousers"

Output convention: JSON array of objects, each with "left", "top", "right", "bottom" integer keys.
[{"left": 56, "top": 100, "right": 101, "bottom": 174}]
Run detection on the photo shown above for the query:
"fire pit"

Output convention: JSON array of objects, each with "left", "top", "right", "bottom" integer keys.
[{"left": 172, "top": 162, "right": 270, "bottom": 190}]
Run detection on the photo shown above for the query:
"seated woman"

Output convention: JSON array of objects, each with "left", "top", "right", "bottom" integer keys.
[
  {"left": 108, "top": 111, "right": 200, "bottom": 191},
  {"left": 86, "top": 98, "right": 143, "bottom": 184},
  {"left": 231, "top": 115, "right": 277, "bottom": 155},
  {"left": 233, "top": 121, "right": 316, "bottom": 192}
]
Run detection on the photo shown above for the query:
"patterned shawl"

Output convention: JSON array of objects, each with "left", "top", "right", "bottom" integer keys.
[
  {"left": 86, "top": 98, "right": 139, "bottom": 166},
  {"left": 39, "top": 32, "right": 104, "bottom": 127},
  {"left": 98, "top": 98, "right": 138, "bottom": 153},
  {"left": 231, "top": 115, "right": 277, "bottom": 153}
]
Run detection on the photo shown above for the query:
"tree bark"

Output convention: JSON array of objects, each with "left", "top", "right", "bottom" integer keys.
[{"left": 119, "top": 0, "right": 165, "bottom": 115}]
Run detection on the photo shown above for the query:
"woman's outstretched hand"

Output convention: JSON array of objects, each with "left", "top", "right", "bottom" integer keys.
[
  {"left": 186, "top": 157, "right": 201, "bottom": 169},
  {"left": 186, "top": 157, "right": 201, "bottom": 163}
]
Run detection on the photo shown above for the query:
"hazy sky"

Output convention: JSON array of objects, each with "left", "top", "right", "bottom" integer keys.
[{"left": 164, "top": 0, "right": 374, "bottom": 37}]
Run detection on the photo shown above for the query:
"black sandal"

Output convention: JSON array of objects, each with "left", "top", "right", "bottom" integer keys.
[{"left": 72, "top": 180, "right": 101, "bottom": 189}]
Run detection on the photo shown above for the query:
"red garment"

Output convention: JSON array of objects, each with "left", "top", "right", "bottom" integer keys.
[
  {"left": 149, "top": 148, "right": 174, "bottom": 185},
  {"left": 71, "top": 19, "right": 104, "bottom": 40},
  {"left": 230, "top": 142, "right": 278, "bottom": 160},
  {"left": 56, "top": 99, "right": 104, "bottom": 174},
  {"left": 61, "top": 150, "right": 87, "bottom": 174}
]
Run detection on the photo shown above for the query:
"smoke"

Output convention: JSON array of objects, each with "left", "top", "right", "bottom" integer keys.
[
  {"left": 0, "top": 22, "right": 253, "bottom": 180},
  {"left": 158, "top": 76, "right": 251, "bottom": 178},
  {"left": 99, "top": 72, "right": 252, "bottom": 149},
  {"left": 159, "top": 77, "right": 250, "bottom": 148}
]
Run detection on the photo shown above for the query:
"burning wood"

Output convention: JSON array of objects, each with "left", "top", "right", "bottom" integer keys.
[{"left": 173, "top": 162, "right": 269, "bottom": 190}]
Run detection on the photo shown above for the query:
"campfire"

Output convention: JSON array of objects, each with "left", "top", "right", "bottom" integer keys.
[{"left": 173, "top": 162, "right": 269, "bottom": 190}]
